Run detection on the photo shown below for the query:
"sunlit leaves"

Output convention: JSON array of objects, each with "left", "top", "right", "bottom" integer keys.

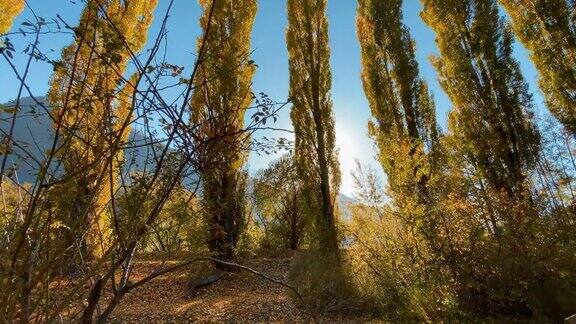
[
  {"left": 500, "top": 0, "right": 576, "bottom": 135},
  {"left": 0, "top": 0, "right": 25, "bottom": 35},
  {"left": 287, "top": 0, "right": 341, "bottom": 249},
  {"left": 356, "top": 0, "right": 440, "bottom": 232},
  {"left": 422, "top": 0, "right": 540, "bottom": 198},
  {"left": 47, "top": 0, "right": 158, "bottom": 258},
  {"left": 190, "top": 0, "right": 258, "bottom": 261}
]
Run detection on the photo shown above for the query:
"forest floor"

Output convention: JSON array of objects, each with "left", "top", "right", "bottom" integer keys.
[{"left": 107, "top": 254, "right": 369, "bottom": 323}]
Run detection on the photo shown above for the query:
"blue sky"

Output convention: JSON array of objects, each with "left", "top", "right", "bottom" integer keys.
[{"left": 1, "top": 0, "right": 545, "bottom": 196}]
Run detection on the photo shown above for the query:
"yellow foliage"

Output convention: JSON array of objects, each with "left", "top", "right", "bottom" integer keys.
[
  {"left": 287, "top": 0, "right": 341, "bottom": 250},
  {"left": 0, "top": 180, "right": 29, "bottom": 231},
  {"left": 191, "top": 0, "right": 258, "bottom": 261},
  {"left": 0, "top": 0, "right": 24, "bottom": 35},
  {"left": 356, "top": 0, "right": 439, "bottom": 230},
  {"left": 422, "top": 0, "right": 540, "bottom": 199},
  {"left": 500, "top": 0, "right": 576, "bottom": 135},
  {"left": 48, "top": 0, "right": 157, "bottom": 258},
  {"left": 344, "top": 202, "right": 453, "bottom": 321}
]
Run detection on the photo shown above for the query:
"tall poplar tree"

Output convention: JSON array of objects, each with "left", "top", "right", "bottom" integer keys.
[
  {"left": 48, "top": 0, "right": 157, "bottom": 258},
  {"left": 500, "top": 0, "right": 576, "bottom": 135},
  {"left": 191, "top": 0, "right": 257, "bottom": 263},
  {"left": 421, "top": 0, "right": 540, "bottom": 200},
  {"left": 356, "top": 0, "right": 439, "bottom": 212},
  {"left": 286, "top": 0, "right": 341, "bottom": 251},
  {"left": 0, "top": 0, "right": 24, "bottom": 35}
]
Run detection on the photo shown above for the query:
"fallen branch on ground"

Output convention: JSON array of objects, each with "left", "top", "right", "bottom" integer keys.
[
  {"left": 188, "top": 270, "right": 228, "bottom": 296},
  {"left": 91, "top": 256, "right": 319, "bottom": 324}
]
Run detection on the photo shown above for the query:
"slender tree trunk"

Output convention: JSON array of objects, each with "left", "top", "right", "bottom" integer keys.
[
  {"left": 81, "top": 278, "right": 104, "bottom": 324},
  {"left": 309, "top": 27, "right": 337, "bottom": 251},
  {"left": 209, "top": 171, "right": 236, "bottom": 270},
  {"left": 290, "top": 203, "right": 298, "bottom": 250},
  {"left": 311, "top": 90, "right": 337, "bottom": 251}
]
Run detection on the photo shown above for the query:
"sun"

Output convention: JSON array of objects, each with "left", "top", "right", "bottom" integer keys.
[{"left": 335, "top": 121, "right": 362, "bottom": 196}]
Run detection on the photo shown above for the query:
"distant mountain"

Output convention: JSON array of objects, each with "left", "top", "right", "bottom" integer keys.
[
  {"left": 0, "top": 96, "right": 53, "bottom": 183},
  {"left": 0, "top": 96, "right": 155, "bottom": 184},
  {"left": 338, "top": 193, "right": 356, "bottom": 221},
  {"left": 1, "top": 97, "right": 360, "bottom": 216}
]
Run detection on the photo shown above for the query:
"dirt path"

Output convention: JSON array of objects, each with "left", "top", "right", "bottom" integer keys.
[{"left": 108, "top": 257, "right": 313, "bottom": 323}]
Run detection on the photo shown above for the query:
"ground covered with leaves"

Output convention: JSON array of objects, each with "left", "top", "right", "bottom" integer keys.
[{"left": 106, "top": 255, "right": 366, "bottom": 323}]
